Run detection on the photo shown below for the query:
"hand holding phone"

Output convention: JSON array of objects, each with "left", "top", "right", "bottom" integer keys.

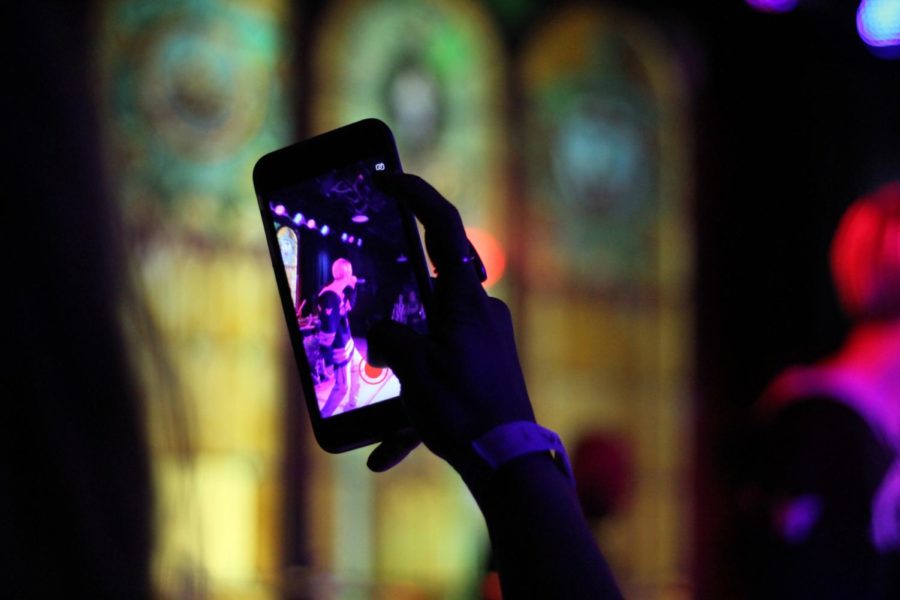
[
  {"left": 363, "top": 178, "right": 623, "bottom": 600},
  {"left": 253, "top": 120, "right": 432, "bottom": 452},
  {"left": 255, "top": 125, "right": 622, "bottom": 600},
  {"left": 365, "top": 174, "right": 535, "bottom": 481}
]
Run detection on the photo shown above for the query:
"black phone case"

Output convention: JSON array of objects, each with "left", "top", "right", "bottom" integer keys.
[{"left": 253, "top": 119, "right": 430, "bottom": 452}]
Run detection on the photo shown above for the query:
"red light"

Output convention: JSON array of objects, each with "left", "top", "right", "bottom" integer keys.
[
  {"left": 359, "top": 361, "right": 388, "bottom": 384},
  {"left": 831, "top": 181, "right": 900, "bottom": 319}
]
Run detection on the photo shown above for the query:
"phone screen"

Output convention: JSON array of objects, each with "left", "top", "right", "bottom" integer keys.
[{"left": 266, "top": 158, "right": 426, "bottom": 418}]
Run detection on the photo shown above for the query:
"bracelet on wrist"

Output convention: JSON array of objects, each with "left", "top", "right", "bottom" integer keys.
[{"left": 470, "top": 421, "right": 575, "bottom": 486}]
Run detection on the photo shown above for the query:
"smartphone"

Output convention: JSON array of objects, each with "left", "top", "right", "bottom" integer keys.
[{"left": 253, "top": 119, "right": 430, "bottom": 452}]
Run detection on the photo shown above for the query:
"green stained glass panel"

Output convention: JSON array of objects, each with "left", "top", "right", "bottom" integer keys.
[{"left": 100, "top": 0, "right": 290, "bottom": 242}]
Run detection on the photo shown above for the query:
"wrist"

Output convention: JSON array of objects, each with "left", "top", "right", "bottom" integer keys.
[
  {"left": 451, "top": 421, "right": 574, "bottom": 497},
  {"left": 465, "top": 451, "right": 572, "bottom": 511}
]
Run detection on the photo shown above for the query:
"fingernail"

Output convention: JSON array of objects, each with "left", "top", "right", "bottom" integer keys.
[{"left": 466, "top": 240, "right": 488, "bottom": 283}]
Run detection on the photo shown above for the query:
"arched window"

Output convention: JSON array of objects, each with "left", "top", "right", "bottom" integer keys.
[
  {"left": 315, "top": 0, "right": 509, "bottom": 291},
  {"left": 97, "top": 1, "right": 293, "bottom": 596},
  {"left": 311, "top": 0, "right": 507, "bottom": 594},
  {"left": 520, "top": 6, "right": 694, "bottom": 595}
]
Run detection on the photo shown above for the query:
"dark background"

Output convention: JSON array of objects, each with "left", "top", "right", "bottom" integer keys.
[{"left": 678, "top": 3, "right": 898, "bottom": 595}]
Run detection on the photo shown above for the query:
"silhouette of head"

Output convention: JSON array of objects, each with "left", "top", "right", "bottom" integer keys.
[{"left": 831, "top": 181, "right": 900, "bottom": 322}]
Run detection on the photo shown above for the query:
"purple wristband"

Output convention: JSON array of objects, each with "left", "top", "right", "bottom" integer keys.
[{"left": 471, "top": 421, "right": 574, "bottom": 485}]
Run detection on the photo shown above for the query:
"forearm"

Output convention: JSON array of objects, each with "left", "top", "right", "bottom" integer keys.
[{"left": 470, "top": 453, "right": 623, "bottom": 600}]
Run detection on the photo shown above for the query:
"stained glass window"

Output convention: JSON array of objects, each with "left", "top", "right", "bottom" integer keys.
[
  {"left": 95, "top": 1, "right": 695, "bottom": 596},
  {"left": 315, "top": 0, "right": 509, "bottom": 292},
  {"left": 520, "top": 6, "right": 694, "bottom": 596},
  {"left": 311, "top": 0, "right": 506, "bottom": 594},
  {"left": 97, "top": 1, "right": 293, "bottom": 596}
]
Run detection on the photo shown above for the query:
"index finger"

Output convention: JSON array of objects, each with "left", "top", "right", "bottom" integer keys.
[{"left": 375, "top": 173, "right": 483, "bottom": 288}]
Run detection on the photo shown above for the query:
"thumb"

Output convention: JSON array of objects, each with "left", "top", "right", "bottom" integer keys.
[
  {"left": 367, "top": 319, "right": 428, "bottom": 376},
  {"left": 367, "top": 430, "right": 421, "bottom": 472}
]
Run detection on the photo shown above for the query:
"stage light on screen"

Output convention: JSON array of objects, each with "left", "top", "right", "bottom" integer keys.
[
  {"left": 293, "top": 213, "right": 304, "bottom": 225},
  {"left": 320, "top": 224, "right": 330, "bottom": 236},
  {"left": 307, "top": 219, "right": 316, "bottom": 229},
  {"left": 274, "top": 204, "right": 286, "bottom": 216},
  {"left": 348, "top": 235, "right": 355, "bottom": 243},
  {"left": 745, "top": 0, "right": 799, "bottom": 12},
  {"left": 857, "top": 0, "right": 900, "bottom": 49},
  {"left": 357, "top": 238, "right": 363, "bottom": 247},
  {"left": 341, "top": 232, "right": 348, "bottom": 242},
  {"left": 352, "top": 214, "right": 369, "bottom": 223}
]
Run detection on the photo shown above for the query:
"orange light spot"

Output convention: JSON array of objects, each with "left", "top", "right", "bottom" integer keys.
[{"left": 465, "top": 227, "right": 507, "bottom": 289}]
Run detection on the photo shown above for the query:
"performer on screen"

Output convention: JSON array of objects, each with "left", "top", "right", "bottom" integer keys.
[{"left": 317, "top": 258, "right": 362, "bottom": 417}]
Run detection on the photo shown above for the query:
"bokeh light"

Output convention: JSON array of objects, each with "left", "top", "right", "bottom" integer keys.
[
  {"left": 465, "top": 226, "right": 506, "bottom": 289},
  {"left": 745, "top": 0, "right": 800, "bottom": 13},
  {"left": 857, "top": 0, "right": 900, "bottom": 49}
]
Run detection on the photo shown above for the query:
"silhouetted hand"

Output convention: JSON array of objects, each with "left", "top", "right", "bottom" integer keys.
[
  {"left": 367, "top": 177, "right": 623, "bottom": 600},
  {"left": 366, "top": 174, "right": 534, "bottom": 482}
]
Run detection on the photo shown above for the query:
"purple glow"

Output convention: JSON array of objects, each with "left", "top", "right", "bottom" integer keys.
[
  {"left": 274, "top": 204, "right": 286, "bottom": 216},
  {"left": 357, "top": 238, "right": 363, "bottom": 247},
  {"left": 348, "top": 235, "right": 355, "bottom": 243},
  {"left": 307, "top": 219, "right": 316, "bottom": 229},
  {"left": 397, "top": 254, "right": 408, "bottom": 263},
  {"left": 341, "top": 233, "right": 348, "bottom": 242},
  {"left": 320, "top": 225, "right": 330, "bottom": 236},
  {"left": 745, "top": 0, "right": 798, "bottom": 12},
  {"left": 872, "top": 461, "right": 900, "bottom": 550},
  {"left": 293, "top": 213, "right": 304, "bottom": 225},
  {"left": 775, "top": 495, "right": 822, "bottom": 544},
  {"left": 352, "top": 214, "right": 369, "bottom": 223},
  {"left": 857, "top": 0, "right": 900, "bottom": 48}
]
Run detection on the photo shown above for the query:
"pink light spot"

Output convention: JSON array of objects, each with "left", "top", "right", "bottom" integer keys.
[{"left": 746, "top": 0, "right": 798, "bottom": 13}]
